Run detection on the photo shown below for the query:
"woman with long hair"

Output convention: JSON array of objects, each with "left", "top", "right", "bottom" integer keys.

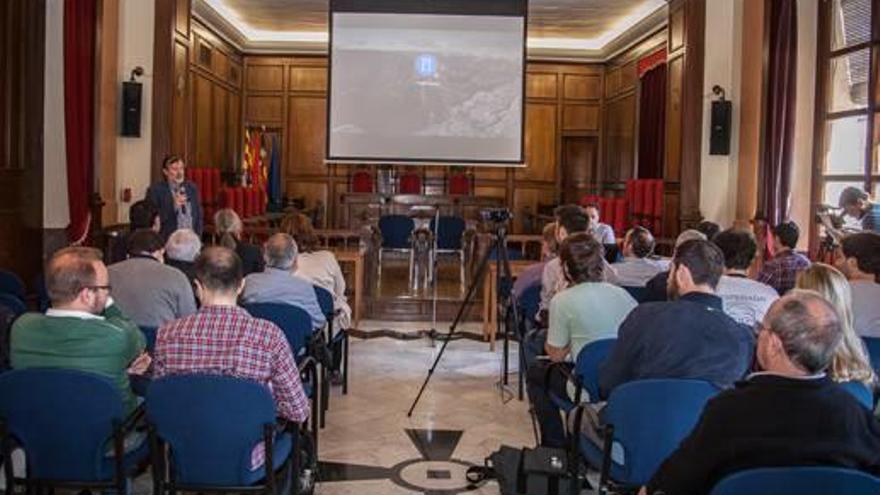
[
  {"left": 213, "top": 208, "right": 264, "bottom": 275},
  {"left": 795, "top": 263, "right": 875, "bottom": 386}
]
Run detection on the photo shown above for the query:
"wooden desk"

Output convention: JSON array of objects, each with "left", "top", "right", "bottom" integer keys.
[
  {"left": 316, "top": 229, "right": 361, "bottom": 249},
  {"left": 483, "top": 259, "right": 536, "bottom": 350},
  {"left": 332, "top": 248, "right": 365, "bottom": 329}
]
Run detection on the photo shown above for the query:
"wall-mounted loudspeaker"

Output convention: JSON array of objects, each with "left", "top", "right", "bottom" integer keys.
[
  {"left": 709, "top": 98, "right": 731, "bottom": 156},
  {"left": 121, "top": 81, "right": 142, "bottom": 137}
]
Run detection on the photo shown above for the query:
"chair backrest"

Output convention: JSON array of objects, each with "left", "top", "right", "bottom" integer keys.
[
  {"left": 448, "top": 173, "right": 470, "bottom": 195},
  {"left": 0, "top": 270, "right": 25, "bottom": 300},
  {"left": 574, "top": 338, "right": 617, "bottom": 402},
  {"left": 379, "top": 215, "right": 415, "bottom": 249},
  {"left": 398, "top": 172, "right": 422, "bottom": 194},
  {"left": 839, "top": 380, "right": 874, "bottom": 410},
  {"left": 313, "top": 285, "right": 334, "bottom": 321},
  {"left": 0, "top": 369, "right": 124, "bottom": 481},
  {"left": 709, "top": 467, "right": 880, "bottom": 495},
  {"left": 0, "top": 293, "right": 27, "bottom": 317},
  {"left": 516, "top": 283, "right": 542, "bottom": 324},
  {"left": 146, "top": 374, "right": 279, "bottom": 486},
  {"left": 489, "top": 247, "right": 523, "bottom": 261},
  {"left": 861, "top": 337, "right": 880, "bottom": 372},
  {"left": 430, "top": 216, "right": 466, "bottom": 250},
  {"left": 621, "top": 286, "right": 649, "bottom": 303},
  {"left": 241, "top": 302, "right": 313, "bottom": 356},
  {"left": 602, "top": 379, "right": 718, "bottom": 485},
  {"left": 140, "top": 326, "right": 158, "bottom": 354},
  {"left": 351, "top": 170, "right": 374, "bottom": 193}
]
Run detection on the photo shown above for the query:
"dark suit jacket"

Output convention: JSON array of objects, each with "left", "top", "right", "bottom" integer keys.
[{"left": 146, "top": 180, "right": 203, "bottom": 241}]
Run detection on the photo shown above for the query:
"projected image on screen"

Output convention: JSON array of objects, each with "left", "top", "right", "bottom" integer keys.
[{"left": 329, "top": 13, "right": 525, "bottom": 164}]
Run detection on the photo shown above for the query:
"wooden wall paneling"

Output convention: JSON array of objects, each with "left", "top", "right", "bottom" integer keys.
[
  {"left": 669, "top": 6, "right": 685, "bottom": 52},
  {"left": 174, "top": 0, "right": 189, "bottom": 38},
  {"left": 211, "top": 85, "right": 228, "bottom": 168},
  {"left": 171, "top": 40, "right": 189, "bottom": 159},
  {"left": 193, "top": 74, "right": 213, "bottom": 168},
  {"left": 245, "top": 96, "right": 284, "bottom": 124},
  {"left": 563, "top": 74, "right": 601, "bottom": 100},
  {"left": 526, "top": 72, "right": 558, "bottom": 99},
  {"left": 619, "top": 62, "right": 638, "bottom": 94},
  {"left": 290, "top": 66, "right": 328, "bottom": 92},
  {"left": 513, "top": 188, "right": 555, "bottom": 232},
  {"left": 227, "top": 92, "right": 241, "bottom": 173},
  {"left": 605, "top": 67, "right": 621, "bottom": 98},
  {"left": 212, "top": 47, "right": 229, "bottom": 84},
  {"left": 665, "top": 56, "right": 684, "bottom": 181},
  {"left": 287, "top": 96, "right": 328, "bottom": 177},
  {"left": 518, "top": 103, "right": 557, "bottom": 182},
  {"left": 247, "top": 65, "right": 285, "bottom": 92},
  {"left": 473, "top": 167, "right": 509, "bottom": 181},
  {"left": 603, "top": 96, "right": 636, "bottom": 183},
  {"left": 677, "top": 0, "right": 706, "bottom": 229},
  {"left": 562, "top": 136, "right": 598, "bottom": 203},
  {"left": 562, "top": 104, "right": 600, "bottom": 132},
  {"left": 96, "top": 0, "right": 120, "bottom": 225},
  {"left": 287, "top": 181, "right": 329, "bottom": 227}
]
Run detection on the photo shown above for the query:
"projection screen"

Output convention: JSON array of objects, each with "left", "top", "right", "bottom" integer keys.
[{"left": 327, "top": 0, "right": 527, "bottom": 166}]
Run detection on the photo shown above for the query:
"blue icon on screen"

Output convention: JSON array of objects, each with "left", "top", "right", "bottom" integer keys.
[{"left": 415, "top": 54, "right": 437, "bottom": 77}]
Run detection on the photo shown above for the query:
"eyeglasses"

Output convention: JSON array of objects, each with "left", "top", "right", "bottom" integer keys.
[{"left": 86, "top": 285, "right": 112, "bottom": 293}]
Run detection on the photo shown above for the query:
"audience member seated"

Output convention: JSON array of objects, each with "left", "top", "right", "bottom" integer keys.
[
  {"left": 696, "top": 220, "right": 721, "bottom": 241},
  {"left": 512, "top": 222, "right": 558, "bottom": 301},
  {"left": 282, "top": 213, "right": 351, "bottom": 330},
  {"left": 215, "top": 208, "right": 264, "bottom": 276},
  {"left": 527, "top": 234, "right": 637, "bottom": 448},
  {"left": 796, "top": 264, "right": 875, "bottom": 386},
  {"left": 643, "top": 229, "right": 707, "bottom": 302},
  {"left": 110, "top": 200, "right": 160, "bottom": 264},
  {"left": 108, "top": 229, "right": 197, "bottom": 329},
  {"left": 836, "top": 232, "right": 880, "bottom": 337},
  {"left": 599, "top": 240, "right": 754, "bottom": 397},
  {"left": 641, "top": 291, "right": 880, "bottom": 495},
  {"left": 611, "top": 226, "right": 666, "bottom": 287},
  {"left": 11, "top": 247, "right": 148, "bottom": 413},
  {"left": 164, "top": 228, "right": 202, "bottom": 290},
  {"left": 713, "top": 228, "right": 778, "bottom": 327},
  {"left": 153, "top": 247, "right": 310, "bottom": 460},
  {"left": 757, "top": 221, "right": 811, "bottom": 295},
  {"left": 240, "top": 233, "right": 326, "bottom": 329},
  {"left": 584, "top": 203, "right": 615, "bottom": 245}
]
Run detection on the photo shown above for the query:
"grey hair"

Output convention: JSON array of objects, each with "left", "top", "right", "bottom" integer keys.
[
  {"left": 767, "top": 289, "right": 843, "bottom": 374},
  {"left": 165, "top": 229, "right": 202, "bottom": 262},
  {"left": 264, "top": 233, "right": 298, "bottom": 270},
  {"left": 675, "top": 229, "right": 707, "bottom": 249}
]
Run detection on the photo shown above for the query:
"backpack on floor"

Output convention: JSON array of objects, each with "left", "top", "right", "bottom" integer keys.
[{"left": 466, "top": 445, "right": 577, "bottom": 495}]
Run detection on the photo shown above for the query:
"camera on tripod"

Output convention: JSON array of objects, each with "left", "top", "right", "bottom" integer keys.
[{"left": 480, "top": 208, "right": 513, "bottom": 224}]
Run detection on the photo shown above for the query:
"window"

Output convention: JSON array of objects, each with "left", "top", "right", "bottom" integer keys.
[{"left": 815, "top": 0, "right": 880, "bottom": 210}]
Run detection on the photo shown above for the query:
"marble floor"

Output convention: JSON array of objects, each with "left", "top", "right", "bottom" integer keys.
[{"left": 314, "top": 320, "right": 536, "bottom": 494}]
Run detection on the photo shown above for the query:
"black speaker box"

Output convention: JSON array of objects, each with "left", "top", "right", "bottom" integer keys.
[
  {"left": 121, "top": 81, "right": 142, "bottom": 137},
  {"left": 709, "top": 100, "right": 732, "bottom": 155}
]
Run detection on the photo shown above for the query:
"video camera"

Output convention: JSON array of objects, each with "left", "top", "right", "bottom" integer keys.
[{"left": 480, "top": 208, "right": 513, "bottom": 224}]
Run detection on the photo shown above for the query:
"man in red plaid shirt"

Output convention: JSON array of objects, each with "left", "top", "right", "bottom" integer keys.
[{"left": 153, "top": 246, "right": 310, "bottom": 468}]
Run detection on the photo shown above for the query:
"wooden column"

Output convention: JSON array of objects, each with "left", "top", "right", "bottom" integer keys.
[
  {"left": 665, "top": 0, "right": 706, "bottom": 236},
  {"left": 95, "top": 0, "right": 119, "bottom": 226}
]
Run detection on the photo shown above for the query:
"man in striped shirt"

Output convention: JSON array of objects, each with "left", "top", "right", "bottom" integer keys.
[{"left": 154, "top": 246, "right": 309, "bottom": 468}]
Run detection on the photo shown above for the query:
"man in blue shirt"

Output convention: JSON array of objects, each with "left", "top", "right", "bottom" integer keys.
[
  {"left": 599, "top": 239, "right": 754, "bottom": 398},
  {"left": 838, "top": 186, "right": 880, "bottom": 233}
]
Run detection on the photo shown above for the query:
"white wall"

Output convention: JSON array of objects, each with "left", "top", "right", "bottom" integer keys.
[
  {"left": 699, "top": 0, "right": 742, "bottom": 228},
  {"left": 43, "top": 0, "right": 69, "bottom": 229},
  {"left": 791, "top": 0, "right": 818, "bottom": 249},
  {"left": 115, "top": 0, "right": 155, "bottom": 224}
]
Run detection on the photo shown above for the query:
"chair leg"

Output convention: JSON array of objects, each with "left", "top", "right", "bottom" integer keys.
[
  {"left": 459, "top": 251, "right": 465, "bottom": 294},
  {"left": 342, "top": 331, "right": 350, "bottom": 395}
]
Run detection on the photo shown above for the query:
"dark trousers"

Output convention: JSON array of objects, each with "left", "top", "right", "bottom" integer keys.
[{"left": 526, "top": 360, "right": 573, "bottom": 449}]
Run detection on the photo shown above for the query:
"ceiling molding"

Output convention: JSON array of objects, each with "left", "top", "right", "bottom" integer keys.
[{"left": 193, "top": 0, "right": 668, "bottom": 62}]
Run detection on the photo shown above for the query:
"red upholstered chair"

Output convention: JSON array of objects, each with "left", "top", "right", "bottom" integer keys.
[
  {"left": 398, "top": 171, "right": 422, "bottom": 194},
  {"left": 448, "top": 173, "right": 471, "bottom": 195},
  {"left": 351, "top": 169, "right": 374, "bottom": 193},
  {"left": 652, "top": 180, "right": 664, "bottom": 236},
  {"left": 613, "top": 198, "right": 627, "bottom": 236},
  {"left": 234, "top": 187, "right": 246, "bottom": 219}
]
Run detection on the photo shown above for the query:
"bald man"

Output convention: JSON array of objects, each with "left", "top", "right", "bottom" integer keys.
[
  {"left": 11, "top": 247, "right": 148, "bottom": 413},
  {"left": 240, "top": 233, "right": 325, "bottom": 328},
  {"left": 642, "top": 291, "right": 880, "bottom": 495}
]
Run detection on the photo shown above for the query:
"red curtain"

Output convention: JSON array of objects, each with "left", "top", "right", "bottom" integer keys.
[
  {"left": 759, "top": 0, "right": 797, "bottom": 226},
  {"left": 637, "top": 63, "right": 667, "bottom": 179},
  {"left": 64, "top": 0, "right": 97, "bottom": 243}
]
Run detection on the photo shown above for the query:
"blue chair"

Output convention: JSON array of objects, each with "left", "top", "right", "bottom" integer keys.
[
  {"left": 0, "top": 270, "right": 25, "bottom": 301},
  {"left": 242, "top": 302, "right": 321, "bottom": 443},
  {"left": 430, "top": 216, "right": 467, "bottom": 287},
  {"left": 377, "top": 214, "right": 416, "bottom": 281},
  {"left": 516, "top": 283, "right": 542, "bottom": 329},
  {"left": 546, "top": 338, "right": 617, "bottom": 415},
  {"left": 489, "top": 246, "right": 524, "bottom": 261},
  {"left": 621, "top": 286, "right": 649, "bottom": 303},
  {"left": 0, "top": 369, "right": 148, "bottom": 493},
  {"left": 840, "top": 380, "right": 874, "bottom": 410},
  {"left": 574, "top": 379, "right": 718, "bottom": 491},
  {"left": 146, "top": 374, "right": 299, "bottom": 494},
  {"left": 313, "top": 285, "right": 349, "bottom": 396},
  {"left": 140, "top": 326, "right": 158, "bottom": 354},
  {"left": 709, "top": 467, "right": 880, "bottom": 495},
  {"left": 861, "top": 337, "right": 880, "bottom": 372},
  {"left": 0, "top": 293, "right": 27, "bottom": 318}
]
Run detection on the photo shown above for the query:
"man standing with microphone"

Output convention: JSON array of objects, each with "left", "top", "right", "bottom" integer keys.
[{"left": 146, "top": 155, "right": 203, "bottom": 241}]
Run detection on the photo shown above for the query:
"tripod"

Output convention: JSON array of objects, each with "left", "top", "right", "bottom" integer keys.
[{"left": 407, "top": 222, "right": 520, "bottom": 417}]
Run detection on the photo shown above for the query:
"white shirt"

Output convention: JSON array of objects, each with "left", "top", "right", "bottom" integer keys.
[
  {"left": 716, "top": 275, "right": 779, "bottom": 328},
  {"left": 851, "top": 279, "right": 880, "bottom": 337},
  {"left": 591, "top": 223, "right": 616, "bottom": 245},
  {"left": 611, "top": 257, "right": 667, "bottom": 287},
  {"left": 293, "top": 250, "right": 352, "bottom": 329}
]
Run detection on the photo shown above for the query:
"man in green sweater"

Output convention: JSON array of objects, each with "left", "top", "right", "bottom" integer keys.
[{"left": 11, "top": 247, "right": 148, "bottom": 413}]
